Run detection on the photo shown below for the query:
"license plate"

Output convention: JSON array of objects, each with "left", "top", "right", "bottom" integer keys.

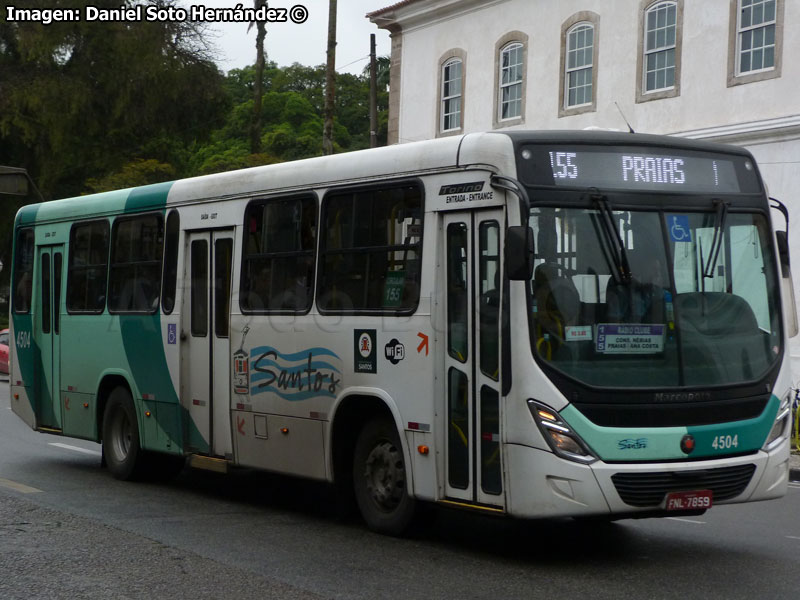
[{"left": 665, "top": 490, "right": 713, "bottom": 511}]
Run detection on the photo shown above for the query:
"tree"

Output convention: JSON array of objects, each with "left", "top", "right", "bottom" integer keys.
[
  {"left": 0, "top": 0, "right": 228, "bottom": 199},
  {"left": 322, "top": 0, "right": 337, "bottom": 155},
  {"left": 248, "top": 0, "right": 268, "bottom": 154},
  {"left": 362, "top": 55, "right": 391, "bottom": 90}
]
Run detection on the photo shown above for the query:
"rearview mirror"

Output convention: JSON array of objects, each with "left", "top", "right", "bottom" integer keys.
[
  {"left": 776, "top": 230, "right": 791, "bottom": 277},
  {"left": 506, "top": 225, "right": 534, "bottom": 280}
]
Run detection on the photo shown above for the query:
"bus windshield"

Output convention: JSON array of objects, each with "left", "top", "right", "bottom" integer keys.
[{"left": 529, "top": 206, "right": 782, "bottom": 388}]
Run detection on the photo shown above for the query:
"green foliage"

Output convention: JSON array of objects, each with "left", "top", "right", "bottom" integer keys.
[
  {"left": 193, "top": 60, "right": 389, "bottom": 171},
  {"left": 85, "top": 159, "right": 177, "bottom": 194},
  {"left": 0, "top": 5, "right": 390, "bottom": 285},
  {"left": 0, "top": 0, "right": 230, "bottom": 199}
]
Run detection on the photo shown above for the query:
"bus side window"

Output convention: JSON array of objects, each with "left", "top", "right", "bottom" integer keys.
[
  {"left": 161, "top": 210, "right": 180, "bottom": 314},
  {"left": 67, "top": 220, "right": 109, "bottom": 314},
  {"left": 319, "top": 183, "right": 423, "bottom": 314},
  {"left": 108, "top": 214, "right": 164, "bottom": 313},
  {"left": 240, "top": 195, "right": 317, "bottom": 313},
  {"left": 13, "top": 228, "right": 34, "bottom": 313}
]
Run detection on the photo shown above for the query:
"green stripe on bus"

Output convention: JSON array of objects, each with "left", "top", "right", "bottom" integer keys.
[
  {"left": 561, "top": 405, "right": 688, "bottom": 461},
  {"left": 563, "top": 395, "right": 780, "bottom": 462},
  {"left": 125, "top": 181, "right": 174, "bottom": 213},
  {"left": 686, "top": 394, "right": 780, "bottom": 458}
]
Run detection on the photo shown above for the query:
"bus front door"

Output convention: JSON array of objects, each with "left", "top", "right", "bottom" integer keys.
[
  {"left": 182, "top": 230, "right": 234, "bottom": 457},
  {"left": 34, "top": 244, "right": 64, "bottom": 431},
  {"left": 443, "top": 210, "right": 505, "bottom": 508}
]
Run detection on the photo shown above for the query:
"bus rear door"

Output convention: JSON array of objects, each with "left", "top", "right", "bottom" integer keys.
[
  {"left": 34, "top": 244, "right": 64, "bottom": 431},
  {"left": 182, "top": 229, "right": 235, "bottom": 457},
  {"left": 442, "top": 209, "right": 505, "bottom": 508}
]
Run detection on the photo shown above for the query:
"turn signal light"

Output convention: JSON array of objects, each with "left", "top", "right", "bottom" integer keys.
[{"left": 417, "top": 445, "right": 429, "bottom": 455}]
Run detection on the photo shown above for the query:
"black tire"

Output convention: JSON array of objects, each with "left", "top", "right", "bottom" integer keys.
[
  {"left": 102, "top": 386, "right": 144, "bottom": 481},
  {"left": 353, "top": 418, "right": 416, "bottom": 535}
]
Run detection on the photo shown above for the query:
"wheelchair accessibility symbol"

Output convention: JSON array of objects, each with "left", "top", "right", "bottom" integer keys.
[{"left": 669, "top": 215, "right": 692, "bottom": 243}]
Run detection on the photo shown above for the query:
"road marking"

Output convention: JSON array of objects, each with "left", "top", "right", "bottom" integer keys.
[
  {"left": 48, "top": 442, "right": 102, "bottom": 457},
  {"left": 786, "top": 536, "right": 800, "bottom": 541},
  {"left": 666, "top": 517, "right": 706, "bottom": 524},
  {"left": 0, "top": 477, "right": 43, "bottom": 494}
]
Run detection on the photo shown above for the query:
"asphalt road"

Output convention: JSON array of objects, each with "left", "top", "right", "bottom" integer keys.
[{"left": 2, "top": 380, "right": 800, "bottom": 599}]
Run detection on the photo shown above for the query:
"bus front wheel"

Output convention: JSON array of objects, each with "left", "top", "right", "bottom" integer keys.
[
  {"left": 102, "top": 387, "right": 143, "bottom": 481},
  {"left": 353, "top": 418, "right": 416, "bottom": 535}
]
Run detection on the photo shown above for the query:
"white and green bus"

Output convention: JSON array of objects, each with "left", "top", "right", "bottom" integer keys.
[{"left": 9, "top": 131, "right": 797, "bottom": 534}]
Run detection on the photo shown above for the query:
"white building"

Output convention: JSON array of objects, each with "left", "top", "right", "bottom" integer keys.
[{"left": 369, "top": 0, "right": 800, "bottom": 381}]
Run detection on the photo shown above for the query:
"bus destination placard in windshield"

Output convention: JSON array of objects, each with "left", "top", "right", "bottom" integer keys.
[{"left": 519, "top": 145, "right": 760, "bottom": 193}]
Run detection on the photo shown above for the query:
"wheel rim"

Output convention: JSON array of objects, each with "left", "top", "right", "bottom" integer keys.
[
  {"left": 110, "top": 408, "right": 133, "bottom": 462},
  {"left": 363, "top": 439, "right": 405, "bottom": 512}
]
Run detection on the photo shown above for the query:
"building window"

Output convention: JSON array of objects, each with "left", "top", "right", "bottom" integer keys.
[
  {"left": 637, "top": 0, "right": 683, "bottom": 102},
  {"left": 493, "top": 32, "right": 528, "bottom": 128},
  {"left": 738, "top": 0, "right": 776, "bottom": 73},
  {"left": 560, "top": 12, "right": 599, "bottom": 117},
  {"left": 728, "top": 0, "right": 783, "bottom": 86},
  {"left": 437, "top": 49, "right": 466, "bottom": 136},
  {"left": 566, "top": 24, "right": 594, "bottom": 108},
  {"left": 441, "top": 58, "right": 463, "bottom": 133},
  {"left": 499, "top": 43, "right": 523, "bottom": 120},
  {"left": 644, "top": 2, "right": 677, "bottom": 91}
]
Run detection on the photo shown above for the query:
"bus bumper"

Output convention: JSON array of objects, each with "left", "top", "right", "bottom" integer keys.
[{"left": 505, "top": 438, "right": 789, "bottom": 519}]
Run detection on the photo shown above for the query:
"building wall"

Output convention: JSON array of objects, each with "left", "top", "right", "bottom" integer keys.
[
  {"left": 372, "top": 0, "right": 800, "bottom": 380},
  {"left": 384, "top": 0, "right": 798, "bottom": 140}
]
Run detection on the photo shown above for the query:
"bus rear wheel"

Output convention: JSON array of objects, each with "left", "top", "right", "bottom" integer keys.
[
  {"left": 353, "top": 418, "right": 416, "bottom": 535},
  {"left": 102, "top": 386, "right": 143, "bottom": 481}
]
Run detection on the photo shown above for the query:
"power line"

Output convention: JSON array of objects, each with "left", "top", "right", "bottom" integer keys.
[{"left": 336, "top": 54, "right": 369, "bottom": 72}]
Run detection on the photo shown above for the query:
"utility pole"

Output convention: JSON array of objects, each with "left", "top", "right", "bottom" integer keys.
[
  {"left": 369, "top": 34, "right": 378, "bottom": 148},
  {"left": 322, "top": 0, "right": 337, "bottom": 155}
]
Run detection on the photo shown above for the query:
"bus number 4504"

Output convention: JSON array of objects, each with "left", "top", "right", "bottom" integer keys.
[
  {"left": 711, "top": 434, "right": 738, "bottom": 450},
  {"left": 16, "top": 330, "right": 31, "bottom": 349}
]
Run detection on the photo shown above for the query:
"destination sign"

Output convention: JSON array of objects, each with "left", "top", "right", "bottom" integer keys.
[{"left": 519, "top": 145, "right": 760, "bottom": 194}]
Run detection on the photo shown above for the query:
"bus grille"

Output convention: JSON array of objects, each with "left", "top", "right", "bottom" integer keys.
[{"left": 610, "top": 464, "right": 756, "bottom": 508}]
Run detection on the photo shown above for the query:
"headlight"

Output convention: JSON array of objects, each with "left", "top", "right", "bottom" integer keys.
[
  {"left": 527, "top": 400, "right": 596, "bottom": 464},
  {"left": 763, "top": 392, "right": 791, "bottom": 451}
]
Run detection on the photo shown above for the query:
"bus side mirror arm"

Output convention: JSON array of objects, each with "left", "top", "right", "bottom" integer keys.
[{"left": 491, "top": 175, "right": 534, "bottom": 281}]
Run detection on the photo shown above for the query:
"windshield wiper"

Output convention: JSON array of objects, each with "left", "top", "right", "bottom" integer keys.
[
  {"left": 592, "top": 193, "right": 631, "bottom": 284},
  {"left": 701, "top": 199, "right": 729, "bottom": 280}
]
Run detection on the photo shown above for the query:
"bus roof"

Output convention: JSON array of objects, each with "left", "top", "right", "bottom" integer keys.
[{"left": 15, "top": 130, "right": 756, "bottom": 227}]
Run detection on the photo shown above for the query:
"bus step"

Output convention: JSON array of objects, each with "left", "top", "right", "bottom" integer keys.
[
  {"left": 438, "top": 498, "right": 505, "bottom": 514},
  {"left": 188, "top": 455, "right": 229, "bottom": 474},
  {"left": 37, "top": 427, "right": 63, "bottom": 434}
]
